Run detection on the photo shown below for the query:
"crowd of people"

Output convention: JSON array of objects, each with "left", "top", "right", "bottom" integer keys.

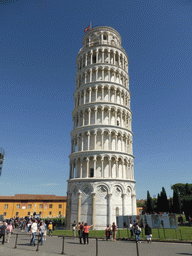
[{"left": 0, "top": 217, "right": 58, "bottom": 246}]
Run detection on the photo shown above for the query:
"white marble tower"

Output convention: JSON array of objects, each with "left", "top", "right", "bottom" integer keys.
[{"left": 66, "top": 26, "right": 136, "bottom": 230}]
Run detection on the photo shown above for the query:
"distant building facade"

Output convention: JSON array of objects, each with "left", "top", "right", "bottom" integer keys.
[
  {"left": 66, "top": 26, "right": 136, "bottom": 230},
  {"left": 0, "top": 194, "right": 67, "bottom": 219}
]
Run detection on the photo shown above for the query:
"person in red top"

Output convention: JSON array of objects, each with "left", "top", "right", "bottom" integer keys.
[
  {"left": 83, "top": 223, "right": 93, "bottom": 244},
  {"left": 112, "top": 222, "right": 118, "bottom": 241}
]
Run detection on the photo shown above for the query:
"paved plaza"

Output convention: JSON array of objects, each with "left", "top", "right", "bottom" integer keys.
[{"left": 0, "top": 229, "right": 191, "bottom": 256}]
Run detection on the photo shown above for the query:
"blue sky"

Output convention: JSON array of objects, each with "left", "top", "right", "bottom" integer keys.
[{"left": 0, "top": 0, "right": 191, "bottom": 199}]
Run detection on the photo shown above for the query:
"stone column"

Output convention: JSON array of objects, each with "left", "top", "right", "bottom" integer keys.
[
  {"left": 85, "top": 53, "right": 88, "bottom": 66},
  {"left": 109, "top": 108, "right": 111, "bottom": 125},
  {"left": 90, "top": 52, "right": 93, "bottom": 65},
  {"left": 94, "top": 131, "right": 97, "bottom": 149},
  {"left": 94, "top": 107, "right": 97, "bottom": 124},
  {"left": 109, "top": 158, "right": 112, "bottom": 178},
  {"left": 91, "top": 192, "right": 96, "bottom": 229},
  {"left": 77, "top": 135, "right": 80, "bottom": 151},
  {"left": 86, "top": 158, "right": 89, "bottom": 178},
  {"left": 108, "top": 87, "right": 110, "bottom": 102},
  {"left": 85, "top": 72, "right": 87, "bottom": 84},
  {"left": 82, "top": 111, "right": 85, "bottom": 126},
  {"left": 102, "top": 67, "right": 104, "bottom": 81},
  {"left": 115, "top": 109, "right": 117, "bottom": 125},
  {"left": 118, "top": 54, "right": 120, "bottom": 66},
  {"left": 108, "top": 193, "right": 112, "bottom": 226},
  {"left": 115, "top": 132, "right": 118, "bottom": 150},
  {"left": 88, "top": 109, "right": 91, "bottom": 125},
  {"left": 109, "top": 132, "right": 111, "bottom": 150},
  {"left": 80, "top": 162, "right": 83, "bottom": 178},
  {"left": 87, "top": 131, "right": 90, "bottom": 150},
  {"left": 116, "top": 160, "right": 119, "bottom": 178},
  {"left": 90, "top": 68, "right": 92, "bottom": 82},
  {"left": 93, "top": 158, "right": 96, "bottom": 177},
  {"left": 108, "top": 51, "right": 110, "bottom": 64},
  {"left": 102, "top": 50, "right": 104, "bottom": 63},
  {"left": 96, "top": 68, "right": 98, "bottom": 81},
  {"left": 84, "top": 90, "right": 86, "bottom": 104},
  {"left": 120, "top": 111, "right": 122, "bottom": 126},
  {"left": 101, "top": 107, "right": 104, "bottom": 123},
  {"left": 77, "top": 192, "right": 82, "bottom": 223},
  {"left": 121, "top": 135, "right": 123, "bottom": 151},
  {"left": 114, "top": 89, "right": 117, "bottom": 103},
  {"left": 89, "top": 88, "right": 92, "bottom": 103},
  {"left": 95, "top": 86, "right": 98, "bottom": 101},
  {"left": 101, "top": 157, "right": 104, "bottom": 177},
  {"left": 102, "top": 86, "right": 104, "bottom": 101},
  {"left": 81, "top": 135, "right": 84, "bottom": 151},
  {"left": 96, "top": 50, "right": 98, "bottom": 63},
  {"left": 101, "top": 131, "right": 104, "bottom": 150}
]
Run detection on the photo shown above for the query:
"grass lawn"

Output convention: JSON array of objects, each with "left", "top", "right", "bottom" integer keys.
[{"left": 53, "top": 226, "right": 192, "bottom": 241}]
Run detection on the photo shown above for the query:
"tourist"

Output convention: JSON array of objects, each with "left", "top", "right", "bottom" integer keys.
[
  {"left": 129, "top": 220, "right": 133, "bottom": 240},
  {"left": 48, "top": 222, "right": 53, "bottom": 236},
  {"left": 0, "top": 222, "right": 7, "bottom": 244},
  {"left": 39, "top": 222, "right": 45, "bottom": 245},
  {"left": 112, "top": 222, "right": 118, "bottom": 241},
  {"left": 72, "top": 221, "right": 77, "bottom": 238},
  {"left": 6, "top": 222, "right": 13, "bottom": 243},
  {"left": 30, "top": 219, "right": 38, "bottom": 246},
  {"left": 145, "top": 223, "right": 152, "bottom": 243},
  {"left": 79, "top": 222, "right": 84, "bottom": 244},
  {"left": 77, "top": 222, "right": 81, "bottom": 241},
  {"left": 43, "top": 221, "right": 47, "bottom": 241},
  {"left": 135, "top": 224, "right": 141, "bottom": 242},
  {"left": 105, "top": 225, "right": 111, "bottom": 241},
  {"left": 83, "top": 223, "right": 93, "bottom": 244}
]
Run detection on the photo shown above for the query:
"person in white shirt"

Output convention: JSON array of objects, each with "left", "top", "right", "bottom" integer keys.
[{"left": 30, "top": 220, "right": 38, "bottom": 246}]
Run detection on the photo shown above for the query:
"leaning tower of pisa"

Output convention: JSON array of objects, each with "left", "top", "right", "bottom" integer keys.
[{"left": 66, "top": 26, "right": 137, "bottom": 230}]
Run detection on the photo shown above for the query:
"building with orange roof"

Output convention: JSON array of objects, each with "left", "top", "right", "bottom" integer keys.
[{"left": 0, "top": 194, "right": 67, "bottom": 219}]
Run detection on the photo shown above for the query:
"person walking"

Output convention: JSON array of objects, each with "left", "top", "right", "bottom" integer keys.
[
  {"left": 72, "top": 221, "right": 77, "bottom": 238},
  {"left": 39, "top": 222, "right": 45, "bottom": 245},
  {"left": 145, "top": 223, "right": 152, "bottom": 243},
  {"left": 79, "top": 222, "right": 84, "bottom": 244},
  {"left": 134, "top": 224, "right": 141, "bottom": 243},
  {"left": 83, "top": 223, "right": 93, "bottom": 244},
  {"left": 43, "top": 221, "right": 47, "bottom": 241},
  {"left": 6, "top": 222, "right": 13, "bottom": 243},
  {"left": 48, "top": 222, "right": 53, "bottom": 236},
  {"left": 30, "top": 219, "right": 38, "bottom": 246},
  {"left": 105, "top": 225, "right": 111, "bottom": 241},
  {"left": 0, "top": 222, "right": 7, "bottom": 245},
  {"left": 112, "top": 222, "right": 118, "bottom": 241}
]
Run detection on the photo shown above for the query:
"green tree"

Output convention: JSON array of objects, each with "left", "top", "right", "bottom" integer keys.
[
  {"left": 171, "top": 183, "right": 192, "bottom": 198},
  {"left": 185, "top": 183, "right": 191, "bottom": 195},
  {"left": 146, "top": 190, "right": 153, "bottom": 213},
  {"left": 172, "top": 188, "right": 181, "bottom": 213},
  {"left": 160, "top": 187, "right": 169, "bottom": 213}
]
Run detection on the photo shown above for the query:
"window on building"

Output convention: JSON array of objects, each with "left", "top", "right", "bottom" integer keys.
[
  {"left": 117, "top": 120, "right": 119, "bottom": 126},
  {"left": 90, "top": 168, "right": 94, "bottom": 177},
  {"left": 39, "top": 212, "right": 42, "bottom": 215},
  {"left": 16, "top": 212, "right": 19, "bottom": 216},
  {"left": 28, "top": 204, "right": 32, "bottom": 209},
  {"left": 3, "top": 212, "right": 6, "bottom": 216},
  {"left": 39, "top": 204, "right": 43, "bottom": 208},
  {"left": 4, "top": 204, "right": 8, "bottom": 209},
  {"left": 16, "top": 204, "right": 20, "bottom": 209},
  {"left": 49, "top": 211, "right": 52, "bottom": 215},
  {"left": 28, "top": 212, "right": 30, "bottom": 216},
  {"left": 58, "top": 211, "right": 61, "bottom": 215},
  {"left": 59, "top": 204, "right": 62, "bottom": 209},
  {"left": 49, "top": 204, "right": 53, "bottom": 209}
]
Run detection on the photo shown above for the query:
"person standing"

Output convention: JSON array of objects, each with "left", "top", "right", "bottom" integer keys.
[
  {"left": 43, "top": 221, "right": 47, "bottom": 241},
  {"left": 30, "top": 219, "right": 38, "bottom": 246},
  {"left": 145, "top": 223, "right": 152, "bottom": 243},
  {"left": 48, "top": 222, "right": 53, "bottom": 236},
  {"left": 79, "top": 222, "right": 84, "bottom": 244},
  {"left": 83, "top": 223, "right": 93, "bottom": 244},
  {"left": 105, "top": 225, "right": 111, "bottom": 241},
  {"left": 134, "top": 224, "right": 141, "bottom": 243},
  {"left": 112, "top": 222, "right": 118, "bottom": 241},
  {"left": 72, "top": 221, "right": 77, "bottom": 238},
  {"left": 6, "top": 222, "right": 13, "bottom": 243},
  {"left": 129, "top": 221, "right": 133, "bottom": 240},
  {"left": 0, "top": 222, "right": 7, "bottom": 245}
]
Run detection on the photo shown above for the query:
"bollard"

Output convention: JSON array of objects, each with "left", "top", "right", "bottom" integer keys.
[
  {"left": 179, "top": 229, "right": 182, "bottom": 240},
  {"left": 36, "top": 234, "right": 40, "bottom": 252},
  {"left": 96, "top": 237, "right": 98, "bottom": 256},
  {"left": 61, "top": 236, "right": 66, "bottom": 255},
  {"left": 14, "top": 234, "right": 18, "bottom": 249},
  {"left": 158, "top": 228, "right": 160, "bottom": 239},
  {"left": 135, "top": 240, "right": 139, "bottom": 256},
  {"left": 142, "top": 228, "right": 144, "bottom": 238},
  {"left": 175, "top": 229, "right": 177, "bottom": 239},
  {"left": 163, "top": 228, "right": 166, "bottom": 239}
]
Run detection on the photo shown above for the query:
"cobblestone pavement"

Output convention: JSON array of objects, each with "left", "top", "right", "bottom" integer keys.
[{"left": 0, "top": 229, "right": 191, "bottom": 256}]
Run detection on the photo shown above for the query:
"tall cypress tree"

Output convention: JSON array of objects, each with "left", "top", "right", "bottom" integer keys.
[
  {"left": 156, "top": 193, "right": 161, "bottom": 213},
  {"left": 146, "top": 190, "right": 153, "bottom": 213},
  {"left": 173, "top": 188, "right": 181, "bottom": 213},
  {"left": 185, "top": 183, "right": 191, "bottom": 195},
  {"left": 161, "top": 187, "right": 169, "bottom": 213}
]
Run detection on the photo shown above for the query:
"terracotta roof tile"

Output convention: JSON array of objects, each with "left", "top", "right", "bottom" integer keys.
[{"left": 0, "top": 194, "right": 67, "bottom": 201}]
